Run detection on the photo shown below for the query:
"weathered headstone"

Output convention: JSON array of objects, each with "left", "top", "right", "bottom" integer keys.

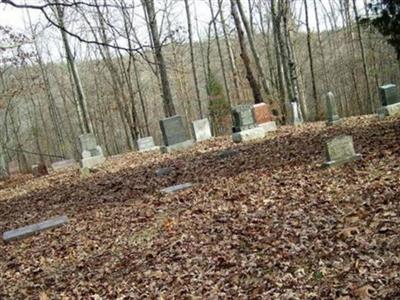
[
  {"left": 252, "top": 103, "right": 278, "bottom": 133},
  {"left": 377, "top": 84, "right": 400, "bottom": 119},
  {"left": 217, "top": 149, "right": 238, "bottom": 160},
  {"left": 135, "top": 136, "right": 159, "bottom": 152},
  {"left": 160, "top": 183, "right": 193, "bottom": 194},
  {"left": 232, "top": 105, "right": 255, "bottom": 133},
  {"left": 323, "top": 135, "right": 361, "bottom": 168},
  {"left": 192, "top": 118, "right": 212, "bottom": 142},
  {"left": 0, "top": 149, "right": 8, "bottom": 179},
  {"left": 291, "top": 101, "right": 303, "bottom": 126},
  {"left": 252, "top": 103, "right": 273, "bottom": 125},
  {"left": 51, "top": 159, "right": 78, "bottom": 172},
  {"left": 32, "top": 163, "right": 48, "bottom": 178},
  {"left": 2, "top": 215, "right": 69, "bottom": 242},
  {"left": 155, "top": 167, "right": 174, "bottom": 176},
  {"left": 159, "top": 115, "right": 194, "bottom": 153},
  {"left": 8, "top": 160, "right": 19, "bottom": 176},
  {"left": 325, "top": 92, "right": 341, "bottom": 126},
  {"left": 78, "top": 133, "right": 105, "bottom": 169},
  {"left": 379, "top": 84, "right": 399, "bottom": 106},
  {"left": 232, "top": 127, "right": 266, "bottom": 143}
]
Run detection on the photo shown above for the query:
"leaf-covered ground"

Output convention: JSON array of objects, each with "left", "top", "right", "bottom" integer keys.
[{"left": 1, "top": 115, "right": 400, "bottom": 299}]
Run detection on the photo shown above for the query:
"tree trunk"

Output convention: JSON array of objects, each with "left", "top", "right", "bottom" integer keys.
[{"left": 231, "top": 0, "right": 263, "bottom": 104}]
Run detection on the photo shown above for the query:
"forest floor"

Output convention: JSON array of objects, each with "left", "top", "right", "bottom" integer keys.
[{"left": 0, "top": 115, "right": 400, "bottom": 299}]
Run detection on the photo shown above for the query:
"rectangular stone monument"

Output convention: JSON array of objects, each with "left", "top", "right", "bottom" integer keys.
[
  {"left": 192, "top": 118, "right": 212, "bottom": 142},
  {"left": 0, "top": 151, "right": 8, "bottom": 179},
  {"left": 291, "top": 101, "right": 303, "bottom": 126},
  {"left": 135, "top": 136, "right": 159, "bottom": 152},
  {"left": 323, "top": 135, "right": 361, "bottom": 168},
  {"left": 378, "top": 84, "right": 400, "bottom": 119},
  {"left": 32, "top": 163, "right": 48, "bottom": 178},
  {"left": 8, "top": 160, "right": 19, "bottom": 176},
  {"left": 325, "top": 92, "right": 342, "bottom": 126},
  {"left": 379, "top": 84, "right": 399, "bottom": 106},
  {"left": 159, "top": 115, "right": 194, "bottom": 153},
  {"left": 232, "top": 105, "right": 255, "bottom": 133},
  {"left": 78, "top": 133, "right": 105, "bottom": 169},
  {"left": 252, "top": 103, "right": 278, "bottom": 133},
  {"left": 232, "top": 127, "right": 266, "bottom": 143},
  {"left": 51, "top": 159, "right": 78, "bottom": 172},
  {"left": 3, "top": 215, "right": 69, "bottom": 242},
  {"left": 160, "top": 183, "right": 193, "bottom": 194}
]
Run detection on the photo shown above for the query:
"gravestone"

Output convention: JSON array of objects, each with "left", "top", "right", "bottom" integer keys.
[
  {"left": 252, "top": 103, "right": 278, "bottom": 133},
  {"left": 217, "top": 149, "right": 238, "bottom": 160},
  {"left": 379, "top": 84, "right": 399, "bottom": 106},
  {"left": 51, "top": 159, "right": 78, "bottom": 172},
  {"left": 377, "top": 84, "right": 400, "bottom": 119},
  {"left": 0, "top": 150, "right": 8, "bottom": 179},
  {"left": 291, "top": 101, "right": 303, "bottom": 126},
  {"left": 192, "top": 118, "right": 212, "bottom": 142},
  {"left": 252, "top": 103, "right": 273, "bottom": 125},
  {"left": 159, "top": 115, "right": 194, "bottom": 153},
  {"left": 232, "top": 105, "right": 255, "bottom": 133},
  {"left": 8, "top": 160, "right": 19, "bottom": 176},
  {"left": 78, "top": 133, "right": 105, "bottom": 169},
  {"left": 32, "top": 163, "right": 48, "bottom": 178},
  {"left": 323, "top": 135, "right": 361, "bottom": 168},
  {"left": 135, "top": 136, "right": 159, "bottom": 152},
  {"left": 155, "top": 167, "right": 174, "bottom": 176},
  {"left": 2, "top": 215, "right": 69, "bottom": 242},
  {"left": 325, "top": 92, "right": 341, "bottom": 126},
  {"left": 232, "top": 127, "right": 266, "bottom": 143},
  {"left": 160, "top": 183, "right": 193, "bottom": 194}
]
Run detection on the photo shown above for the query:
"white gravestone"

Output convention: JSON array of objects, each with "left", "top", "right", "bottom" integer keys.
[
  {"left": 192, "top": 118, "right": 212, "bottom": 142},
  {"left": 136, "top": 136, "right": 160, "bottom": 152},
  {"left": 78, "top": 134, "right": 105, "bottom": 169}
]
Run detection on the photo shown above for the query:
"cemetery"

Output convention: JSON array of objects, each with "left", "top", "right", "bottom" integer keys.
[
  {"left": 1, "top": 113, "right": 399, "bottom": 298},
  {"left": 0, "top": 0, "right": 399, "bottom": 296}
]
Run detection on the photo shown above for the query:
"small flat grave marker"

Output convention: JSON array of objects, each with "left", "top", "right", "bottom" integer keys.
[
  {"left": 3, "top": 215, "right": 69, "bottom": 242},
  {"left": 160, "top": 183, "right": 193, "bottom": 194},
  {"left": 156, "top": 167, "right": 174, "bottom": 177},
  {"left": 323, "top": 135, "right": 361, "bottom": 168}
]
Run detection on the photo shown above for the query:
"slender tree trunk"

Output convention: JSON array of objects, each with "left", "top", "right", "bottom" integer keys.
[
  {"left": 209, "top": 0, "right": 233, "bottom": 107},
  {"left": 184, "top": 0, "right": 203, "bottom": 118},
  {"left": 304, "top": 0, "right": 320, "bottom": 120},
  {"left": 236, "top": 0, "right": 271, "bottom": 97},
  {"left": 231, "top": 0, "right": 263, "bottom": 104},
  {"left": 143, "top": 0, "right": 176, "bottom": 117},
  {"left": 55, "top": 2, "right": 93, "bottom": 134},
  {"left": 352, "top": 0, "right": 374, "bottom": 113}
]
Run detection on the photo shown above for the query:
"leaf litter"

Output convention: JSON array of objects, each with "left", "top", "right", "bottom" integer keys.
[{"left": 0, "top": 115, "right": 400, "bottom": 299}]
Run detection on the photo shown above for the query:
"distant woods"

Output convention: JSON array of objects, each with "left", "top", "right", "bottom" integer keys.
[{"left": 0, "top": 0, "right": 399, "bottom": 168}]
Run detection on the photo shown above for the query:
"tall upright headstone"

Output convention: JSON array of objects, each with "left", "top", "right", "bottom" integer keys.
[
  {"left": 291, "top": 101, "right": 303, "bottom": 126},
  {"left": 192, "top": 118, "right": 212, "bottom": 142},
  {"left": 325, "top": 92, "right": 341, "bottom": 126},
  {"left": 78, "top": 133, "right": 105, "bottom": 169},
  {"left": 377, "top": 84, "right": 400, "bottom": 119},
  {"left": 8, "top": 160, "right": 19, "bottom": 176},
  {"left": 0, "top": 147, "right": 8, "bottom": 179},
  {"left": 159, "top": 115, "right": 194, "bottom": 153},
  {"left": 323, "top": 135, "right": 361, "bottom": 168},
  {"left": 232, "top": 105, "right": 255, "bottom": 133}
]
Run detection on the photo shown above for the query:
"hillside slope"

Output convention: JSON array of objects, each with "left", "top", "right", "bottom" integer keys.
[{"left": 1, "top": 115, "right": 400, "bottom": 299}]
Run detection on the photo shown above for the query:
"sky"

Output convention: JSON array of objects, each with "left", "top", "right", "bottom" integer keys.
[{"left": 0, "top": 0, "right": 367, "bottom": 60}]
